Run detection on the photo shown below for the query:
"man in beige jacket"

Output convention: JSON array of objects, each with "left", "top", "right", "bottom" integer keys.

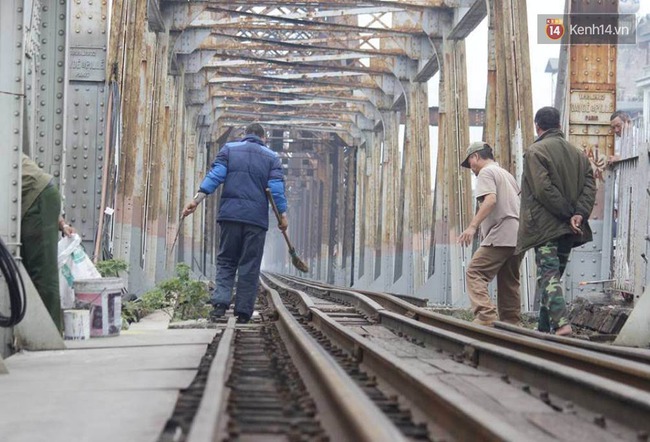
[{"left": 458, "top": 142, "right": 522, "bottom": 326}]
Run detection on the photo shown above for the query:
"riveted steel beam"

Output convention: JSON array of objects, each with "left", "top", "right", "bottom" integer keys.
[
  {"left": 447, "top": 0, "right": 488, "bottom": 40},
  {"left": 199, "top": 32, "right": 412, "bottom": 58},
  {"left": 202, "top": 54, "right": 394, "bottom": 76},
  {"left": 0, "top": 0, "right": 26, "bottom": 253},
  {"left": 173, "top": 28, "right": 212, "bottom": 54},
  {"left": 209, "top": 84, "right": 385, "bottom": 118},
  {"left": 168, "top": 0, "right": 471, "bottom": 10},
  {"left": 148, "top": 0, "right": 166, "bottom": 32},
  {"left": 162, "top": 2, "right": 209, "bottom": 31},
  {"left": 199, "top": 6, "right": 426, "bottom": 36},
  {"left": 208, "top": 71, "right": 383, "bottom": 92},
  {"left": 177, "top": 50, "right": 216, "bottom": 74}
]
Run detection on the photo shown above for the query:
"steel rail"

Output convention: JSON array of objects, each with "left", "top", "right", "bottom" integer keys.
[
  {"left": 259, "top": 278, "right": 406, "bottom": 442},
  {"left": 187, "top": 317, "right": 236, "bottom": 442},
  {"left": 266, "top": 273, "right": 650, "bottom": 432},
  {"left": 493, "top": 320, "right": 650, "bottom": 364},
  {"left": 263, "top": 274, "right": 529, "bottom": 441},
  {"left": 274, "top": 273, "right": 650, "bottom": 391}
]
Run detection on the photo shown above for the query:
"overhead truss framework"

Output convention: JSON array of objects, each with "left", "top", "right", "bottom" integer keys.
[{"left": 159, "top": 0, "right": 472, "bottom": 145}]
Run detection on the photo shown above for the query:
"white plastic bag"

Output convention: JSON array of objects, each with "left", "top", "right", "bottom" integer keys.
[{"left": 57, "top": 234, "right": 101, "bottom": 309}]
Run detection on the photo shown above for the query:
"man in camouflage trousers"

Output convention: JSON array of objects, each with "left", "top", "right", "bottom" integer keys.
[
  {"left": 516, "top": 107, "right": 596, "bottom": 336},
  {"left": 535, "top": 241, "right": 573, "bottom": 333}
]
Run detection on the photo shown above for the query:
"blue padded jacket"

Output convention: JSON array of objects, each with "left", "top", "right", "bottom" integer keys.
[{"left": 198, "top": 135, "right": 287, "bottom": 230}]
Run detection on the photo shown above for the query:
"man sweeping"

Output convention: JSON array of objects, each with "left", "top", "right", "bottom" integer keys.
[{"left": 182, "top": 123, "right": 288, "bottom": 323}]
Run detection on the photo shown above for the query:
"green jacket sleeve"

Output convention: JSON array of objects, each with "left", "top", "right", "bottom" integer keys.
[{"left": 525, "top": 150, "right": 574, "bottom": 221}]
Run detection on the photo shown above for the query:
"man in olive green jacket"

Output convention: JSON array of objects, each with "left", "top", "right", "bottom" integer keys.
[
  {"left": 516, "top": 107, "right": 596, "bottom": 336},
  {"left": 22, "top": 154, "right": 75, "bottom": 331}
]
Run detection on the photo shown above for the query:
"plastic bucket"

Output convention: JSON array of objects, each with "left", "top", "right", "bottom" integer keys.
[
  {"left": 74, "top": 278, "right": 124, "bottom": 337},
  {"left": 63, "top": 309, "right": 90, "bottom": 340}
]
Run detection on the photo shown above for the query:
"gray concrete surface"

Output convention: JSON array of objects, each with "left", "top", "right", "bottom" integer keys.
[{"left": 0, "top": 311, "right": 218, "bottom": 442}]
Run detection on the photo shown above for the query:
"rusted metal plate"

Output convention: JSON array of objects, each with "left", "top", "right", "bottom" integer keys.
[
  {"left": 569, "top": 90, "right": 616, "bottom": 125},
  {"left": 69, "top": 48, "right": 107, "bottom": 81}
]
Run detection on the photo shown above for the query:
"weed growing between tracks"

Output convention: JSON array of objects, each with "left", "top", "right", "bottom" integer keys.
[{"left": 122, "top": 263, "right": 211, "bottom": 325}]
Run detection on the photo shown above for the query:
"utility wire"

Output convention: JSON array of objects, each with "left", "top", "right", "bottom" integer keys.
[{"left": 0, "top": 238, "right": 27, "bottom": 327}]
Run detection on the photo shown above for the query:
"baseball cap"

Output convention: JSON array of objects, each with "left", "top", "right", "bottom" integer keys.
[{"left": 461, "top": 141, "right": 489, "bottom": 168}]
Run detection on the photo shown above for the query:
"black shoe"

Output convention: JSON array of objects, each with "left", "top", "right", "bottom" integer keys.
[
  {"left": 236, "top": 313, "right": 250, "bottom": 324},
  {"left": 209, "top": 304, "right": 228, "bottom": 322}
]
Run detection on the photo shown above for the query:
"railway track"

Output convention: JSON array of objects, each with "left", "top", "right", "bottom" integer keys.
[
  {"left": 263, "top": 272, "right": 650, "bottom": 440},
  {"left": 165, "top": 274, "right": 650, "bottom": 441},
  {"left": 275, "top": 273, "right": 650, "bottom": 385}
]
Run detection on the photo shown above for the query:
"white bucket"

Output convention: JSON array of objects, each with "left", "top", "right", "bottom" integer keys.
[
  {"left": 63, "top": 309, "right": 90, "bottom": 340},
  {"left": 74, "top": 277, "right": 124, "bottom": 337}
]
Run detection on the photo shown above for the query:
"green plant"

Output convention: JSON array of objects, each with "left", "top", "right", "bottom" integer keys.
[
  {"left": 96, "top": 259, "right": 129, "bottom": 278},
  {"left": 121, "top": 263, "right": 211, "bottom": 325}
]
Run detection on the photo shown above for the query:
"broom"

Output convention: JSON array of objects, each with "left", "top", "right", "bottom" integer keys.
[{"left": 266, "top": 188, "right": 309, "bottom": 273}]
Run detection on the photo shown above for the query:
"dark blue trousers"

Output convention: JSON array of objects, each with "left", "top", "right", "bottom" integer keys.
[{"left": 211, "top": 221, "right": 267, "bottom": 318}]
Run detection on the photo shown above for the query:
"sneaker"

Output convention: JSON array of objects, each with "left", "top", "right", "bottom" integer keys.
[{"left": 209, "top": 304, "right": 228, "bottom": 322}]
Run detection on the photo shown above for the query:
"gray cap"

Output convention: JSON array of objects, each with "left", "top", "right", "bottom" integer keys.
[{"left": 461, "top": 141, "right": 489, "bottom": 168}]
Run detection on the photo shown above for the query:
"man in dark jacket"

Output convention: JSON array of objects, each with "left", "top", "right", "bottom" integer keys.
[
  {"left": 182, "top": 123, "right": 288, "bottom": 323},
  {"left": 516, "top": 107, "right": 596, "bottom": 336},
  {"left": 21, "top": 154, "right": 76, "bottom": 331}
]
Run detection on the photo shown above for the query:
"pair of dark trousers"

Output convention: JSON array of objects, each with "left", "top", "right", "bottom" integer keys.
[
  {"left": 535, "top": 235, "right": 572, "bottom": 332},
  {"left": 465, "top": 246, "right": 522, "bottom": 324},
  {"left": 21, "top": 185, "right": 62, "bottom": 330},
  {"left": 211, "top": 221, "right": 267, "bottom": 318}
]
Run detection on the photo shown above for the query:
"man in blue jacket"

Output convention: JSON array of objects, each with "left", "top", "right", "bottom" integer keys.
[{"left": 182, "top": 123, "right": 288, "bottom": 323}]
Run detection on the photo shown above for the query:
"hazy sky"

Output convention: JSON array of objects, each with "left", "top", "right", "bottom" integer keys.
[
  {"left": 429, "top": 0, "right": 650, "bottom": 113},
  {"left": 423, "top": 0, "right": 650, "bottom": 186}
]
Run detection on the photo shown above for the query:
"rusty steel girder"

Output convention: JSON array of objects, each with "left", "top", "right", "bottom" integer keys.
[{"left": 161, "top": 0, "right": 459, "bottom": 141}]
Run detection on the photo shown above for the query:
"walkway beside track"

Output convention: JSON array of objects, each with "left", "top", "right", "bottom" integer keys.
[{"left": 0, "top": 312, "right": 217, "bottom": 442}]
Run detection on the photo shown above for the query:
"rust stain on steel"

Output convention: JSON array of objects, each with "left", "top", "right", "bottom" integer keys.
[
  {"left": 199, "top": 34, "right": 408, "bottom": 57},
  {"left": 568, "top": 0, "right": 617, "bottom": 221},
  {"left": 202, "top": 0, "right": 451, "bottom": 9}
]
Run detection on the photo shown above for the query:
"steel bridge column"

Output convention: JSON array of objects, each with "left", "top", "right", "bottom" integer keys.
[
  {"left": 485, "top": 0, "right": 534, "bottom": 173},
  {"left": 0, "top": 0, "right": 27, "bottom": 359},
  {"left": 363, "top": 130, "right": 381, "bottom": 289},
  {"left": 380, "top": 111, "right": 400, "bottom": 290},
  {"left": 439, "top": 39, "right": 470, "bottom": 306},
  {"left": 165, "top": 77, "right": 187, "bottom": 274},
  {"left": 353, "top": 143, "right": 365, "bottom": 283},
  {"left": 110, "top": 2, "right": 148, "bottom": 291},
  {"left": 401, "top": 81, "right": 431, "bottom": 294},
  {"left": 65, "top": 0, "right": 108, "bottom": 255},
  {"left": 563, "top": 0, "right": 617, "bottom": 302},
  {"left": 25, "top": 0, "right": 67, "bottom": 191},
  {"left": 485, "top": 0, "right": 535, "bottom": 309},
  {"left": 344, "top": 146, "right": 357, "bottom": 286},
  {"left": 316, "top": 144, "right": 330, "bottom": 281}
]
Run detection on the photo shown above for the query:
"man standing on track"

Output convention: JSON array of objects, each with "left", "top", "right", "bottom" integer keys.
[
  {"left": 458, "top": 142, "right": 522, "bottom": 327},
  {"left": 516, "top": 107, "right": 596, "bottom": 336},
  {"left": 182, "top": 123, "right": 288, "bottom": 324}
]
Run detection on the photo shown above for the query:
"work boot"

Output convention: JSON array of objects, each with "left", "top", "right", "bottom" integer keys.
[{"left": 209, "top": 304, "right": 228, "bottom": 322}]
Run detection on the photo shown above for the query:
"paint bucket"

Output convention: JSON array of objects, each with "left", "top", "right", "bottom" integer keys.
[
  {"left": 74, "top": 278, "right": 124, "bottom": 337},
  {"left": 63, "top": 309, "right": 90, "bottom": 340}
]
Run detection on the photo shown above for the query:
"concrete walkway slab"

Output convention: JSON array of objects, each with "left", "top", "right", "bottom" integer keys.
[{"left": 0, "top": 314, "right": 218, "bottom": 442}]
